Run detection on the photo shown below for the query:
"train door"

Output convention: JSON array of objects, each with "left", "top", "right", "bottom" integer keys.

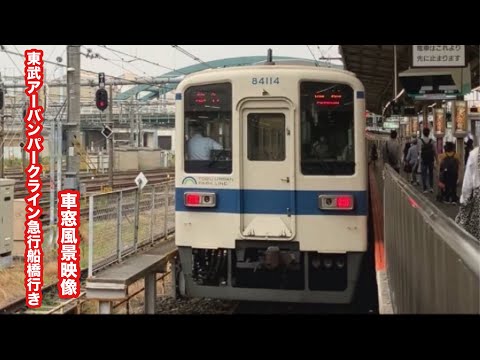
[{"left": 239, "top": 98, "right": 296, "bottom": 240}]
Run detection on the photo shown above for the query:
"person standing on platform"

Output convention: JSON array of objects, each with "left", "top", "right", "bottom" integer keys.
[
  {"left": 439, "top": 141, "right": 460, "bottom": 204},
  {"left": 455, "top": 146, "right": 480, "bottom": 240},
  {"left": 383, "top": 130, "right": 401, "bottom": 173},
  {"left": 465, "top": 137, "right": 474, "bottom": 166},
  {"left": 406, "top": 137, "right": 419, "bottom": 185},
  {"left": 419, "top": 128, "right": 437, "bottom": 193}
]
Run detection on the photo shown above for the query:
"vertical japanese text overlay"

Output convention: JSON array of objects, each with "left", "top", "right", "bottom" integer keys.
[{"left": 24, "top": 49, "right": 45, "bottom": 308}]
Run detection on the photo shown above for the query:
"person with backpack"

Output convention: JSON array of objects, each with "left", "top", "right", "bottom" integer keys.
[
  {"left": 419, "top": 127, "right": 437, "bottom": 193},
  {"left": 382, "top": 130, "right": 401, "bottom": 173},
  {"left": 439, "top": 141, "right": 460, "bottom": 204}
]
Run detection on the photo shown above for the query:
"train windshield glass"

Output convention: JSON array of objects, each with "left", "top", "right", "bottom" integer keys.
[
  {"left": 247, "top": 113, "right": 286, "bottom": 161},
  {"left": 300, "top": 81, "right": 355, "bottom": 175},
  {"left": 184, "top": 83, "right": 232, "bottom": 174}
]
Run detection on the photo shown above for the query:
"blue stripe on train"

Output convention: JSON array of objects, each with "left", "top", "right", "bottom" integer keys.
[{"left": 175, "top": 188, "right": 368, "bottom": 216}]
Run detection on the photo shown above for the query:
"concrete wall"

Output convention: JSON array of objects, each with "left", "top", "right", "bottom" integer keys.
[
  {"left": 113, "top": 148, "right": 173, "bottom": 171},
  {"left": 12, "top": 199, "right": 25, "bottom": 258},
  {"left": 87, "top": 152, "right": 110, "bottom": 172},
  {"left": 114, "top": 149, "right": 139, "bottom": 171},
  {"left": 138, "top": 149, "right": 162, "bottom": 170}
]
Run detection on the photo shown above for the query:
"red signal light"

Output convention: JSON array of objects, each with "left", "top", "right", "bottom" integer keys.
[
  {"left": 185, "top": 193, "right": 201, "bottom": 205},
  {"left": 95, "top": 88, "right": 108, "bottom": 111},
  {"left": 336, "top": 196, "right": 352, "bottom": 209}
]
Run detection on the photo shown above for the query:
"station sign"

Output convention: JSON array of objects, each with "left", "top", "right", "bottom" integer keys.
[{"left": 412, "top": 45, "right": 466, "bottom": 68}]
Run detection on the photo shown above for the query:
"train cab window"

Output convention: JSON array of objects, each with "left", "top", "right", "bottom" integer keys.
[
  {"left": 300, "top": 82, "right": 355, "bottom": 175},
  {"left": 247, "top": 113, "right": 286, "bottom": 161},
  {"left": 184, "top": 83, "right": 232, "bottom": 174}
]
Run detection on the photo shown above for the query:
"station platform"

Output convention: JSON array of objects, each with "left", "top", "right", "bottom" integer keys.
[
  {"left": 86, "top": 239, "right": 177, "bottom": 314},
  {"left": 371, "top": 160, "right": 459, "bottom": 314},
  {"left": 370, "top": 156, "right": 479, "bottom": 314}
]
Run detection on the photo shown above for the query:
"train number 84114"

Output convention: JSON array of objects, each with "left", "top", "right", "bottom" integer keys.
[{"left": 251, "top": 77, "right": 280, "bottom": 85}]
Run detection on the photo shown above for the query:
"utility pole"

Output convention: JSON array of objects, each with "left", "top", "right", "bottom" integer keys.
[
  {"left": 0, "top": 72, "right": 4, "bottom": 178},
  {"left": 65, "top": 45, "right": 81, "bottom": 190},
  {"left": 108, "top": 84, "right": 114, "bottom": 187},
  {"left": 137, "top": 111, "right": 142, "bottom": 147},
  {"left": 129, "top": 100, "right": 135, "bottom": 147},
  {"left": 49, "top": 113, "right": 56, "bottom": 246}
]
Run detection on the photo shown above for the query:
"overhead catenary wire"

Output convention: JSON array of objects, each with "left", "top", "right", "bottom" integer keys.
[
  {"left": 80, "top": 46, "right": 155, "bottom": 81},
  {"left": 1, "top": 45, "right": 23, "bottom": 76},
  {"left": 306, "top": 45, "right": 320, "bottom": 66},
  {"left": 98, "top": 45, "right": 186, "bottom": 75},
  {"left": 93, "top": 46, "right": 154, "bottom": 79},
  {"left": 82, "top": 46, "right": 158, "bottom": 81},
  {"left": 0, "top": 47, "right": 173, "bottom": 86},
  {"left": 171, "top": 45, "right": 213, "bottom": 69}
]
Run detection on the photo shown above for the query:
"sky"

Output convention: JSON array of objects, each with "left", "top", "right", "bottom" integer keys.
[{"left": 0, "top": 45, "right": 342, "bottom": 81}]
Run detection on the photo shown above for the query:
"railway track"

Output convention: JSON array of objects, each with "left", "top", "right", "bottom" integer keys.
[
  {"left": 10, "top": 168, "right": 175, "bottom": 199},
  {"left": 3, "top": 167, "right": 174, "bottom": 179},
  {"left": 10, "top": 169, "right": 175, "bottom": 227}
]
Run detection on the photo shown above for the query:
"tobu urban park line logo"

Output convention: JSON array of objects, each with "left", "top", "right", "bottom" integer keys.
[{"left": 182, "top": 177, "right": 197, "bottom": 185}]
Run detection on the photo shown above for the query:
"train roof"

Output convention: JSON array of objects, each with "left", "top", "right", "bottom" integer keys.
[{"left": 181, "top": 62, "right": 358, "bottom": 81}]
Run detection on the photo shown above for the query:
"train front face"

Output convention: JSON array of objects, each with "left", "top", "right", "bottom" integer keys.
[{"left": 175, "top": 65, "right": 367, "bottom": 303}]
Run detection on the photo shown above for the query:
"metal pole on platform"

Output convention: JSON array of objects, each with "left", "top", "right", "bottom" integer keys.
[
  {"left": 163, "top": 184, "right": 169, "bottom": 240},
  {"left": 117, "top": 191, "right": 123, "bottom": 262},
  {"left": 150, "top": 185, "right": 155, "bottom": 244},
  {"left": 134, "top": 188, "right": 140, "bottom": 251},
  {"left": 393, "top": 45, "right": 398, "bottom": 97},
  {"left": 88, "top": 195, "right": 94, "bottom": 278}
]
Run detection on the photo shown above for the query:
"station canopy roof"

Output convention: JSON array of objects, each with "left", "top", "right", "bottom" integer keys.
[
  {"left": 116, "top": 56, "right": 342, "bottom": 101},
  {"left": 339, "top": 45, "right": 479, "bottom": 114}
]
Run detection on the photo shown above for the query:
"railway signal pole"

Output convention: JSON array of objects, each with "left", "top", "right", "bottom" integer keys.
[
  {"left": 108, "top": 84, "right": 114, "bottom": 188},
  {"left": 97, "top": 73, "right": 114, "bottom": 189}
]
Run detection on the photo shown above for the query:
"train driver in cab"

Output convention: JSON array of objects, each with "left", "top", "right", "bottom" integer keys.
[
  {"left": 187, "top": 122, "right": 223, "bottom": 160},
  {"left": 312, "top": 136, "right": 329, "bottom": 159}
]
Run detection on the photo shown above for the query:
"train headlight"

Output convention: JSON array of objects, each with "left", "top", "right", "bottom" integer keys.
[
  {"left": 335, "top": 258, "right": 345, "bottom": 269},
  {"left": 184, "top": 192, "right": 216, "bottom": 208},
  {"left": 323, "top": 258, "right": 333, "bottom": 269}
]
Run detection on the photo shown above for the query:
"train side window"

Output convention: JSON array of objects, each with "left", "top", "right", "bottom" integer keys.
[
  {"left": 300, "top": 81, "right": 355, "bottom": 175},
  {"left": 247, "top": 113, "right": 286, "bottom": 161},
  {"left": 184, "top": 83, "right": 232, "bottom": 174}
]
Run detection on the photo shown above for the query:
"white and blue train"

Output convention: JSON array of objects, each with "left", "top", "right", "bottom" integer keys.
[{"left": 175, "top": 57, "right": 367, "bottom": 303}]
